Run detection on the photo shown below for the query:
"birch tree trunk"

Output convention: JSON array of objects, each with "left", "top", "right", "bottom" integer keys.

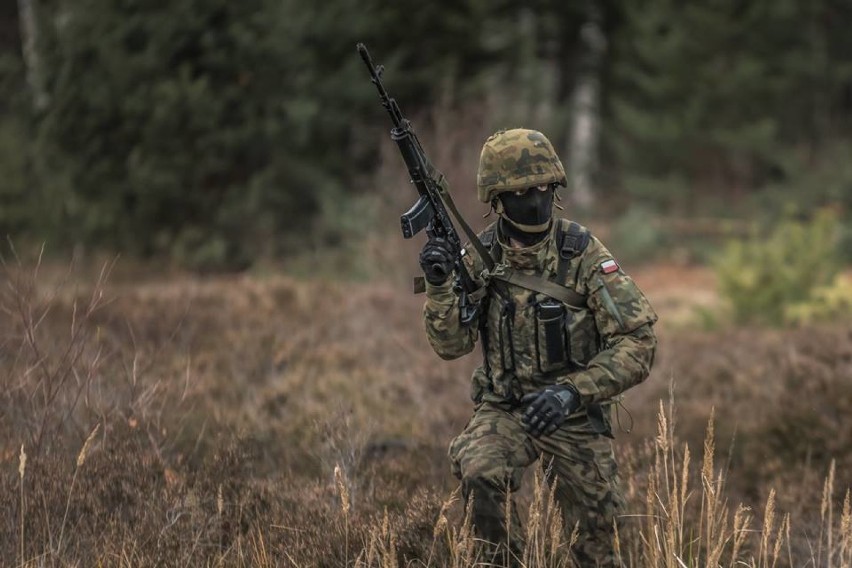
[
  {"left": 568, "top": 1, "right": 606, "bottom": 210},
  {"left": 18, "top": 0, "right": 50, "bottom": 111}
]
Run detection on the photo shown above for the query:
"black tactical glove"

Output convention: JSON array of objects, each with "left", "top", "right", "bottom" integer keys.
[
  {"left": 419, "top": 236, "right": 454, "bottom": 285},
  {"left": 521, "top": 385, "right": 581, "bottom": 438}
]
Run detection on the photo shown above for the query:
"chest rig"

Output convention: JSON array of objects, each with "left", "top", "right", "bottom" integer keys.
[{"left": 475, "top": 219, "right": 592, "bottom": 395}]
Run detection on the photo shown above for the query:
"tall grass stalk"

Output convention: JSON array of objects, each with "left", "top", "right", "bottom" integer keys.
[
  {"left": 19, "top": 443, "right": 27, "bottom": 565},
  {"left": 635, "top": 397, "right": 750, "bottom": 567},
  {"left": 56, "top": 423, "right": 100, "bottom": 553},
  {"left": 249, "top": 528, "right": 271, "bottom": 567},
  {"left": 840, "top": 491, "right": 851, "bottom": 566},
  {"left": 426, "top": 489, "right": 458, "bottom": 566},
  {"left": 433, "top": 495, "right": 476, "bottom": 568},
  {"left": 335, "top": 464, "right": 351, "bottom": 566},
  {"left": 217, "top": 483, "right": 225, "bottom": 552},
  {"left": 522, "top": 466, "right": 571, "bottom": 567},
  {"left": 361, "top": 509, "right": 398, "bottom": 568},
  {"left": 426, "top": 488, "right": 477, "bottom": 568},
  {"left": 818, "top": 460, "right": 837, "bottom": 567}
]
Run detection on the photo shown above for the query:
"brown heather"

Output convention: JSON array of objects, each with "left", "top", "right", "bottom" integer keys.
[{"left": 1, "top": 250, "right": 851, "bottom": 566}]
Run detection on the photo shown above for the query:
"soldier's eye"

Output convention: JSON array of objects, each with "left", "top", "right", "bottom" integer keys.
[{"left": 514, "top": 185, "right": 548, "bottom": 197}]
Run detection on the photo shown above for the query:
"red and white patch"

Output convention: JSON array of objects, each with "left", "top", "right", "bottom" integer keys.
[{"left": 600, "top": 259, "right": 619, "bottom": 274}]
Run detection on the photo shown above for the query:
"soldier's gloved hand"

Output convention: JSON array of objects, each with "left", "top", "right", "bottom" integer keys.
[
  {"left": 419, "top": 236, "right": 454, "bottom": 285},
  {"left": 521, "top": 385, "right": 580, "bottom": 438}
]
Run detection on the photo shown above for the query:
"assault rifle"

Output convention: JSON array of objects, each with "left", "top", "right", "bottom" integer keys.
[{"left": 357, "top": 43, "right": 488, "bottom": 325}]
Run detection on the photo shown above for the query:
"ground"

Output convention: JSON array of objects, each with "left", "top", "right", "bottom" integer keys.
[{"left": 1, "top": 259, "right": 850, "bottom": 566}]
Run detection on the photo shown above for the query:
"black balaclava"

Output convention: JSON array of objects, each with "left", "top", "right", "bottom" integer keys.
[{"left": 497, "top": 185, "right": 555, "bottom": 246}]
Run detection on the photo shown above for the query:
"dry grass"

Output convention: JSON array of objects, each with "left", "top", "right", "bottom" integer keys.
[{"left": 1, "top": 254, "right": 851, "bottom": 566}]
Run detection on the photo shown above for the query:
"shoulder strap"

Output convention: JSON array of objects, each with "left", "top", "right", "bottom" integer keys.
[
  {"left": 434, "top": 177, "right": 496, "bottom": 272},
  {"left": 555, "top": 219, "right": 591, "bottom": 284},
  {"left": 484, "top": 218, "right": 591, "bottom": 309},
  {"left": 492, "top": 268, "right": 588, "bottom": 308}
]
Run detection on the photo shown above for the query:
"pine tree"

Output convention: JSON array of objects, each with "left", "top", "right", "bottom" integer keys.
[
  {"left": 27, "top": 0, "right": 520, "bottom": 266},
  {"left": 608, "top": 0, "right": 852, "bottom": 210}
]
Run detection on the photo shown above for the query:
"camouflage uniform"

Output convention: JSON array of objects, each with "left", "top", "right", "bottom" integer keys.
[{"left": 422, "top": 130, "right": 658, "bottom": 567}]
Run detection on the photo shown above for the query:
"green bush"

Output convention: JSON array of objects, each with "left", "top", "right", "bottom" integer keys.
[
  {"left": 715, "top": 212, "right": 842, "bottom": 325},
  {"left": 785, "top": 275, "right": 852, "bottom": 325}
]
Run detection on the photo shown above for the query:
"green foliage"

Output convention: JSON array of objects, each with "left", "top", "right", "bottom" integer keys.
[
  {"left": 610, "top": 0, "right": 852, "bottom": 208},
  {"left": 0, "top": 47, "right": 36, "bottom": 236},
  {"left": 32, "top": 0, "right": 312, "bottom": 267},
  {"left": 0, "top": 117, "right": 32, "bottom": 236},
  {"left": 715, "top": 212, "right": 841, "bottom": 325},
  {"left": 785, "top": 275, "right": 852, "bottom": 325},
  {"left": 1, "top": 1, "right": 852, "bottom": 264},
  {"left": 12, "top": 0, "right": 543, "bottom": 267}
]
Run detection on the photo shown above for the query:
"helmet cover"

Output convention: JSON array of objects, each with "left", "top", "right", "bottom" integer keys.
[{"left": 476, "top": 128, "right": 567, "bottom": 203}]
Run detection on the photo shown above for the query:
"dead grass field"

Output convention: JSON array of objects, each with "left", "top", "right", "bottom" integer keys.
[{"left": 1, "top": 258, "right": 850, "bottom": 566}]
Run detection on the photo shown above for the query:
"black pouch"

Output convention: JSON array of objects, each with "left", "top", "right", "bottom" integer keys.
[{"left": 535, "top": 299, "right": 571, "bottom": 373}]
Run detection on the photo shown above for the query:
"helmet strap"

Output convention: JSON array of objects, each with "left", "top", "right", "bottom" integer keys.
[{"left": 554, "top": 187, "right": 564, "bottom": 210}]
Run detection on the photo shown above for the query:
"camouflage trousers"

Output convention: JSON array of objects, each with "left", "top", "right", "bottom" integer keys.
[{"left": 448, "top": 401, "right": 625, "bottom": 567}]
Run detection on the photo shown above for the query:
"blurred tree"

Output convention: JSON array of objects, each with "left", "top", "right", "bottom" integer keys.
[
  {"left": 31, "top": 0, "right": 313, "bottom": 267},
  {"left": 0, "top": 2, "right": 34, "bottom": 237},
  {"left": 0, "top": 2, "right": 21, "bottom": 52},
  {"left": 17, "top": 0, "right": 49, "bottom": 110},
  {"left": 567, "top": 0, "right": 606, "bottom": 209},
  {"left": 2, "top": 0, "right": 848, "bottom": 264},
  {"left": 608, "top": 0, "right": 852, "bottom": 211},
  {"left": 22, "top": 0, "right": 527, "bottom": 266},
  {"left": 470, "top": 1, "right": 596, "bottom": 207}
]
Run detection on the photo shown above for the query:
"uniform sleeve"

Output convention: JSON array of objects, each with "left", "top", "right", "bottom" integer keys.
[
  {"left": 422, "top": 249, "right": 480, "bottom": 360},
  {"left": 560, "top": 237, "right": 658, "bottom": 404}
]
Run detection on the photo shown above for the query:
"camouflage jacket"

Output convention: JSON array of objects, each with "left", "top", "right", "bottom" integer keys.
[{"left": 423, "top": 218, "right": 657, "bottom": 407}]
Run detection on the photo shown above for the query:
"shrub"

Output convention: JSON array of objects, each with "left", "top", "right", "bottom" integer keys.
[
  {"left": 785, "top": 274, "right": 852, "bottom": 325},
  {"left": 715, "top": 211, "right": 842, "bottom": 325}
]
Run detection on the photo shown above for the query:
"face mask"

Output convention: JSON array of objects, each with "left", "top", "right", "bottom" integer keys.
[{"left": 498, "top": 185, "right": 555, "bottom": 232}]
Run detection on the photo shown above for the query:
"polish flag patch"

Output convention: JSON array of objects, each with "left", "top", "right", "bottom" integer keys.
[{"left": 600, "top": 259, "right": 619, "bottom": 274}]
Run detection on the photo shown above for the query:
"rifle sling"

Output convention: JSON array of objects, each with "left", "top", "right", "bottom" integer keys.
[
  {"left": 433, "top": 173, "right": 495, "bottom": 272},
  {"left": 492, "top": 269, "right": 587, "bottom": 309}
]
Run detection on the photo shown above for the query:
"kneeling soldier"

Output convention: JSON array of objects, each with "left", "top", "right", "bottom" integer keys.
[{"left": 420, "top": 128, "right": 658, "bottom": 567}]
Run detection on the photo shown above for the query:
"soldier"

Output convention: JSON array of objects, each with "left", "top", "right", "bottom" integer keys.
[{"left": 419, "top": 128, "right": 657, "bottom": 567}]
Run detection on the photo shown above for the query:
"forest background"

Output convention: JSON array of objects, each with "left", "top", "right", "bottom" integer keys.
[
  {"left": 2, "top": 0, "right": 852, "bottom": 267},
  {"left": 1, "top": 0, "right": 852, "bottom": 566}
]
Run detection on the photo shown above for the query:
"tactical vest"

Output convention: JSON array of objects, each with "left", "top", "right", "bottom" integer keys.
[{"left": 470, "top": 219, "right": 600, "bottom": 405}]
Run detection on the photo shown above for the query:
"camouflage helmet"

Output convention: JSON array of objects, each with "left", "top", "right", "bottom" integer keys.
[{"left": 476, "top": 128, "right": 568, "bottom": 203}]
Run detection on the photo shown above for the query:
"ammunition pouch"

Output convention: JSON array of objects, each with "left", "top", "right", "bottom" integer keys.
[{"left": 535, "top": 298, "right": 571, "bottom": 373}]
